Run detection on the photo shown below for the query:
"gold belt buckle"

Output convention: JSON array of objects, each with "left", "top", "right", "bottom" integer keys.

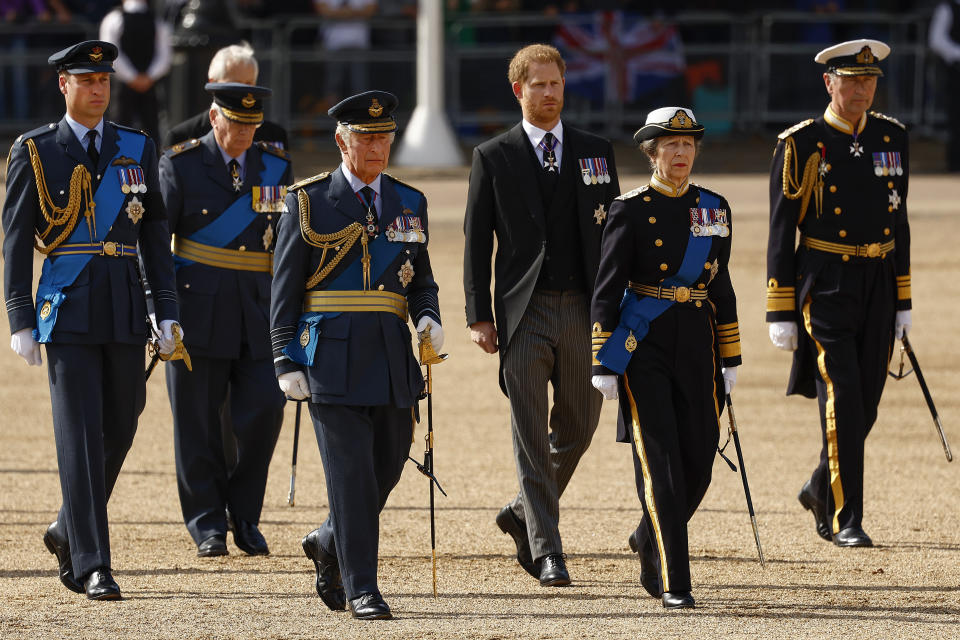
[
  {"left": 674, "top": 286, "right": 691, "bottom": 303},
  {"left": 865, "top": 242, "right": 880, "bottom": 258},
  {"left": 102, "top": 241, "right": 117, "bottom": 256}
]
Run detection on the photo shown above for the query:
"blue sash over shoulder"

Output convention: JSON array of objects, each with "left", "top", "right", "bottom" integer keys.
[{"left": 596, "top": 189, "right": 720, "bottom": 374}]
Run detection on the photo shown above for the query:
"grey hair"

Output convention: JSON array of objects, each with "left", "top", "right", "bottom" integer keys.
[
  {"left": 208, "top": 42, "right": 258, "bottom": 82},
  {"left": 640, "top": 137, "right": 701, "bottom": 171},
  {"left": 335, "top": 122, "right": 396, "bottom": 149}
]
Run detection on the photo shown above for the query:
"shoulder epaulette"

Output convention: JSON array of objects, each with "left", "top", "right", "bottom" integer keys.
[
  {"left": 692, "top": 183, "right": 725, "bottom": 201},
  {"left": 288, "top": 172, "right": 331, "bottom": 191},
  {"left": 109, "top": 121, "right": 148, "bottom": 136},
  {"left": 869, "top": 111, "right": 906, "bottom": 130},
  {"left": 17, "top": 123, "right": 58, "bottom": 145},
  {"left": 165, "top": 138, "right": 201, "bottom": 157},
  {"left": 778, "top": 119, "right": 815, "bottom": 140},
  {"left": 615, "top": 184, "right": 649, "bottom": 201},
  {"left": 383, "top": 172, "right": 424, "bottom": 196},
  {"left": 256, "top": 141, "right": 290, "bottom": 160}
]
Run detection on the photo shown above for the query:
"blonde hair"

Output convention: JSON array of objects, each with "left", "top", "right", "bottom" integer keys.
[{"left": 508, "top": 44, "right": 566, "bottom": 85}]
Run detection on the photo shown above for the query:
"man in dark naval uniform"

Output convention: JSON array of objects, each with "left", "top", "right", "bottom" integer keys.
[
  {"left": 766, "top": 39, "right": 912, "bottom": 548},
  {"left": 462, "top": 43, "right": 620, "bottom": 587},
  {"left": 159, "top": 82, "right": 292, "bottom": 557},
  {"left": 270, "top": 90, "right": 442, "bottom": 620},
  {"left": 2, "top": 40, "right": 181, "bottom": 600}
]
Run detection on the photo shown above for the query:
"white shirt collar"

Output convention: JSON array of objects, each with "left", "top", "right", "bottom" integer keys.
[
  {"left": 340, "top": 163, "right": 382, "bottom": 199},
  {"left": 64, "top": 114, "right": 104, "bottom": 149},
  {"left": 522, "top": 119, "right": 563, "bottom": 149}
]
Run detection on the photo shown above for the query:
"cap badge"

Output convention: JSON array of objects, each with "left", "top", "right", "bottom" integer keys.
[
  {"left": 89, "top": 46, "right": 103, "bottom": 63},
  {"left": 369, "top": 98, "right": 383, "bottom": 118},
  {"left": 669, "top": 110, "right": 693, "bottom": 129},
  {"left": 856, "top": 46, "right": 875, "bottom": 64},
  {"left": 241, "top": 93, "right": 256, "bottom": 108}
]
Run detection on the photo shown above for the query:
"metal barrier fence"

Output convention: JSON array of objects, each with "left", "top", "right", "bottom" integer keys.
[{"left": 0, "top": 10, "right": 946, "bottom": 144}]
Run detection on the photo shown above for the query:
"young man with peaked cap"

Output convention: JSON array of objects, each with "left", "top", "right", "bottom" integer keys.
[
  {"left": 766, "top": 39, "right": 912, "bottom": 548},
  {"left": 158, "top": 82, "right": 292, "bottom": 558},
  {"left": 462, "top": 44, "right": 620, "bottom": 586},
  {"left": 270, "top": 90, "right": 442, "bottom": 620},
  {"left": 1, "top": 40, "right": 181, "bottom": 600}
]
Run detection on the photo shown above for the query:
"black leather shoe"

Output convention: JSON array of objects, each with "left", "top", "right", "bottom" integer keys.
[
  {"left": 495, "top": 505, "right": 538, "bottom": 579},
  {"left": 84, "top": 568, "right": 121, "bottom": 601},
  {"left": 197, "top": 534, "right": 228, "bottom": 557},
  {"left": 301, "top": 529, "right": 346, "bottom": 611},
  {"left": 42, "top": 522, "right": 84, "bottom": 594},
  {"left": 538, "top": 554, "right": 571, "bottom": 587},
  {"left": 797, "top": 480, "right": 832, "bottom": 541},
  {"left": 662, "top": 590, "right": 695, "bottom": 609},
  {"left": 227, "top": 511, "right": 269, "bottom": 556},
  {"left": 833, "top": 526, "right": 873, "bottom": 547},
  {"left": 628, "top": 529, "right": 661, "bottom": 598},
  {"left": 348, "top": 593, "right": 392, "bottom": 620}
]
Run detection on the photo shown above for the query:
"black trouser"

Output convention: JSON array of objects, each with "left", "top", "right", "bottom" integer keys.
[
  {"left": 801, "top": 259, "right": 896, "bottom": 534},
  {"left": 46, "top": 342, "right": 145, "bottom": 579},
  {"left": 309, "top": 403, "right": 413, "bottom": 600},
  {"left": 619, "top": 307, "right": 721, "bottom": 594},
  {"left": 166, "top": 354, "right": 284, "bottom": 545}
]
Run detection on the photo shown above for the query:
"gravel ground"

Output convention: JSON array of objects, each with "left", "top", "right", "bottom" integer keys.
[{"left": 1, "top": 174, "right": 958, "bottom": 639}]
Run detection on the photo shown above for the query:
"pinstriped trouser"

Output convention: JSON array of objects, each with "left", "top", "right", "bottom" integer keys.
[{"left": 501, "top": 290, "right": 602, "bottom": 561}]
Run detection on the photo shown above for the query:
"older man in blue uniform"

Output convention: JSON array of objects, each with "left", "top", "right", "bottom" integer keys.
[
  {"left": 159, "top": 83, "right": 291, "bottom": 557},
  {"left": 270, "top": 91, "right": 442, "bottom": 620},
  {"left": 2, "top": 40, "right": 181, "bottom": 600},
  {"left": 767, "top": 39, "right": 912, "bottom": 548}
]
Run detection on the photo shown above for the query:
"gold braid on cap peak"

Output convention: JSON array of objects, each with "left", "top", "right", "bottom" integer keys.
[
  {"left": 781, "top": 136, "right": 822, "bottom": 224},
  {"left": 26, "top": 138, "right": 95, "bottom": 253},
  {"left": 297, "top": 189, "right": 367, "bottom": 289}
]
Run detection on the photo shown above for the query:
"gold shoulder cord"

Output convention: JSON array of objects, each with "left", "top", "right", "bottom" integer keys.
[
  {"left": 25, "top": 138, "right": 95, "bottom": 253},
  {"left": 781, "top": 137, "right": 822, "bottom": 224},
  {"left": 297, "top": 189, "right": 370, "bottom": 290}
]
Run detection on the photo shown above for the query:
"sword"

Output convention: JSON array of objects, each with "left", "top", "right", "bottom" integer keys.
[
  {"left": 288, "top": 400, "right": 303, "bottom": 506},
  {"left": 891, "top": 335, "right": 953, "bottom": 462},
  {"left": 724, "top": 393, "right": 765, "bottom": 567},
  {"left": 144, "top": 323, "right": 192, "bottom": 379}
]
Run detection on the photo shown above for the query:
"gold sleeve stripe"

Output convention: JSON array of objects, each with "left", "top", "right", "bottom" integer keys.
[
  {"left": 719, "top": 342, "right": 742, "bottom": 359},
  {"left": 767, "top": 296, "right": 796, "bottom": 312},
  {"left": 897, "top": 284, "right": 911, "bottom": 301}
]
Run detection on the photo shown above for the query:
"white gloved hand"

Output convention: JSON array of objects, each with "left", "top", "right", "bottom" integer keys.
[
  {"left": 278, "top": 371, "right": 310, "bottom": 400},
  {"left": 592, "top": 374, "right": 618, "bottom": 400},
  {"left": 10, "top": 328, "right": 42, "bottom": 366},
  {"left": 895, "top": 310, "right": 912, "bottom": 339},
  {"left": 769, "top": 321, "right": 798, "bottom": 351},
  {"left": 416, "top": 316, "right": 444, "bottom": 353},
  {"left": 721, "top": 366, "right": 738, "bottom": 394},
  {"left": 158, "top": 319, "right": 184, "bottom": 355}
]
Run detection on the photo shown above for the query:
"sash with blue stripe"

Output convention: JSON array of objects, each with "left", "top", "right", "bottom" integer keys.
[
  {"left": 34, "top": 130, "right": 145, "bottom": 342},
  {"left": 175, "top": 152, "right": 287, "bottom": 270},
  {"left": 283, "top": 180, "right": 423, "bottom": 365},
  {"left": 596, "top": 189, "right": 721, "bottom": 374}
]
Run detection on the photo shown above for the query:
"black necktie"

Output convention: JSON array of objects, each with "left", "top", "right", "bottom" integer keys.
[
  {"left": 86, "top": 129, "right": 99, "bottom": 168},
  {"left": 360, "top": 186, "right": 378, "bottom": 236}
]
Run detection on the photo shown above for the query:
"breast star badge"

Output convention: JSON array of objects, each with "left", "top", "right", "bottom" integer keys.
[
  {"left": 125, "top": 196, "right": 144, "bottom": 224},
  {"left": 397, "top": 259, "right": 414, "bottom": 288},
  {"left": 593, "top": 203, "right": 607, "bottom": 224},
  {"left": 888, "top": 189, "right": 901, "bottom": 211}
]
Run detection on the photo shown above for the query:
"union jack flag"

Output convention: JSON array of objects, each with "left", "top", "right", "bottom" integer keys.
[{"left": 554, "top": 12, "right": 686, "bottom": 105}]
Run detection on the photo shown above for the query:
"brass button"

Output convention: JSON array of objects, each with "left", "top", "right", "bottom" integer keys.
[
  {"left": 202, "top": 208, "right": 208, "bottom": 215},
  {"left": 696, "top": 197, "right": 700, "bottom": 204},
  {"left": 704, "top": 262, "right": 712, "bottom": 270},
  {"left": 267, "top": 214, "right": 273, "bottom": 220},
  {"left": 887, "top": 181, "right": 894, "bottom": 189},
  {"left": 238, "top": 245, "right": 246, "bottom": 251},
  {"left": 655, "top": 239, "right": 663, "bottom": 247},
  {"left": 884, "top": 135, "right": 890, "bottom": 142},
  {"left": 838, "top": 230, "right": 847, "bottom": 238},
  {"left": 659, "top": 263, "right": 668, "bottom": 271},
  {"left": 842, "top": 255, "right": 850, "bottom": 262},
  {"left": 829, "top": 185, "right": 837, "bottom": 193},
  {"left": 643, "top": 196, "right": 651, "bottom": 202},
  {"left": 883, "top": 228, "right": 891, "bottom": 236},
  {"left": 648, "top": 216, "right": 656, "bottom": 224},
  {"left": 834, "top": 207, "right": 841, "bottom": 215},
  {"left": 817, "top": 141, "right": 824, "bottom": 148},
  {"left": 698, "top": 283, "right": 706, "bottom": 290},
  {"left": 378, "top": 284, "right": 384, "bottom": 291},
  {"left": 695, "top": 301, "right": 702, "bottom": 308},
  {"left": 888, "top": 206, "right": 893, "bottom": 212},
  {"left": 184, "top": 283, "right": 191, "bottom": 288},
  {"left": 825, "top": 163, "right": 831, "bottom": 171}
]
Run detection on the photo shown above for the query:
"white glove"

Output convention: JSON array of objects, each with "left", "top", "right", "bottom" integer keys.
[
  {"left": 416, "top": 316, "right": 444, "bottom": 353},
  {"left": 278, "top": 371, "right": 310, "bottom": 400},
  {"left": 895, "top": 310, "right": 912, "bottom": 339},
  {"left": 158, "top": 319, "right": 184, "bottom": 355},
  {"left": 721, "top": 366, "right": 738, "bottom": 394},
  {"left": 592, "top": 374, "right": 618, "bottom": 400},
  {"left": 10, "top": 328, "right": 42, "bottom": 366},
  {"left": 769, "top": 321, "right": 798, "bottom": 351}
]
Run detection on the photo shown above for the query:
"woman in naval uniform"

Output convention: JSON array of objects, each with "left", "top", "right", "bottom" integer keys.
[{"left": 589, "top": 107, "right": 742, "bottom": 609}]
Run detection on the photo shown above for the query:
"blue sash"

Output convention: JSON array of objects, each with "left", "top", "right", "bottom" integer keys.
[
  {"left": 282, "top": 180, "right": 422, "bottom": 366},
  {"left": 596, "top": 189, "right": 720, "bottom": 374},
  {"left": 34, "top": 130, "right": 145, "bottom": 342},
  {"left": 175, "top": 152, "right": 287, "bottom": 270}
]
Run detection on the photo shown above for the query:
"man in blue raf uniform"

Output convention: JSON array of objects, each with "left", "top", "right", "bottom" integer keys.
[
  {"left": 270, "top": 90, "right": 442, "bottom": 620},
  {"left": 2, "top": 40, "right": 180, "bottom": 600},
  {"left": 767, "top": 39, "right": 912, "bottom": 548},
  {"left": 159, "top": 82, "right": 292, "bottom": 558}
]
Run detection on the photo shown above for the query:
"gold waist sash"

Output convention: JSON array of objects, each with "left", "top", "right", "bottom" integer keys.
[
  {"left": 173, "top": 236, "right": 272, "bottom": 272},
  {"left": 303, "top": 290, "right": 407, "bottom": 321},
  {"left": 801, "top": 236, "right": 895, "bottom": 259},
  {"left": 629, "top": 282, "right": 709, "bottom": 303}
]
